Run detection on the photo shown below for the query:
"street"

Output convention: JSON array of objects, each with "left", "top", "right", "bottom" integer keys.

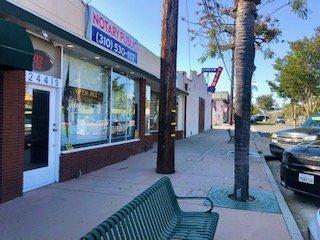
[{"left": 253, "top": 123, "right": 320, "bottom": 239}]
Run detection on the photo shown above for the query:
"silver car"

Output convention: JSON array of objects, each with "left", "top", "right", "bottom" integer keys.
[{"left": 270, "top": 114, "right": 320, "bottom": 157}]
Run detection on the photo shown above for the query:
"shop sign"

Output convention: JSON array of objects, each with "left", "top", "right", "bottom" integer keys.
[
  {"left": 33, "top": 49, "right": 54, "bottom": 72},
  {"left": 208, "top": 67, "right": 223, "bottom": 93},
  {"left": 69, "top": 86, "right": 103, "bottom": 102},
  {"left": 86, "top": 6, "right": 138, "bottom": 64},
  {"left": 26, "top": 71, "right": 61, "bottom": 88}
]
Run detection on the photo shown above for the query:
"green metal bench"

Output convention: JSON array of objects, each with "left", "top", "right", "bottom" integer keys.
[
  {"left": 227, "top": 129, "right": 235, "bottom": 143},
  {"left": 82, "top": 177, "right": 219, "bottom": 240}
]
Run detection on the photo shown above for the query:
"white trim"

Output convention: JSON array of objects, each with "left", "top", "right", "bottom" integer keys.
[
  {"left": 54, "top": 46, "right": 63, "bottom": 183},
  {"left": 61, "top": 139, "right": 140, "bottom": 154},
  {"left": 25, "top": 71, "right": 62, "bottom": 88},
  {"left": 23, "top": 83, "right": 57, "bottom": 192}
]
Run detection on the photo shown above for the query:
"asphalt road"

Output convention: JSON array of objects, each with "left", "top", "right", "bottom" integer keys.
[
  {"left": 253, "top": 123, "right": 320, "bottom": 239},
  {"left": 268, "top": 159, "right": 320, "bottom": 239},
  {"left": 251, "top": 122, "right": 293, "bottom": 134}
]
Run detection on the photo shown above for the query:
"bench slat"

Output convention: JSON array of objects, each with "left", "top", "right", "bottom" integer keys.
[{"left": 81, "top": 177, "right": 219, "bottom": 240}]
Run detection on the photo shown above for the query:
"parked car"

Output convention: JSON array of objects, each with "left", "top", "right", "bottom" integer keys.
[
  {"left": 250, "top": 115, "right": 269, "bottom": 123},
  {"left": 270, "top": 114, "right": 320, "bottom": 157},
  {"left": 276, "top": 116, "right": 286, "bottom": 124},
  {"left": 308, "top": 209, "right": 320, "bottom": 240},
  {"left": 281, "top": 140, "right": 320, "bottom": 198}
]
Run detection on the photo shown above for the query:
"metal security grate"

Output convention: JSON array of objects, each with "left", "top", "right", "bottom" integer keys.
[{"left": 205, "top": 187, "right": 281, "bottom": 214}]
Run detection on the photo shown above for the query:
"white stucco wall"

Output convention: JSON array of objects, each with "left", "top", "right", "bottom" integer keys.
[
  {"left": 8, "top": 0, "right": 160, "bottom": 78},
  {"left": 176, "top": 95, "right": 185, "bottom": 131},
  {"left": 212, "top": 100, "right": 229, "bottom": 125},
  {"left": 177, "top": 71, "right": 212, "bottom": 137}
]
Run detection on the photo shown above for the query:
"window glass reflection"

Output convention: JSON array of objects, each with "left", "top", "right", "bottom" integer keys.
[
  {"left": 145, "top": 85, "right": 151, "bottom": 134},
  {"left": 150, "top": 92, "right": 159, "bottom": 131},
  {"left": 61, "top": 54, "right": 111, "bottom": 150},
  {"left": 111, "top": 72, "right": 139, "bottom": 142}
]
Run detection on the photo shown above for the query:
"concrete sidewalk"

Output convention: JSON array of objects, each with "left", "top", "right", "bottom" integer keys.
[{"left": 0, "top": 129, "right": 298, "bottom": 240}]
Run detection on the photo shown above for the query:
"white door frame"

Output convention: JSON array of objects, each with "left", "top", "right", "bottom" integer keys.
[{"left": 23, "top": 82, "right": 59, "bottom": 192}]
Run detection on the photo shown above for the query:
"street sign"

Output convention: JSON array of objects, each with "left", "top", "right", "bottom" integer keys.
[
  {"left": 207, "top": 67, "right": 223, "bottom": 93},
  {"left": 201, "top": 68, "right": 218, "bottom": 73}
]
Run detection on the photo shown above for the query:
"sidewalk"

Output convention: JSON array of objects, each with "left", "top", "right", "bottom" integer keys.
[{"left": 0, "top": 128, "right": 297, "bottom": 240}]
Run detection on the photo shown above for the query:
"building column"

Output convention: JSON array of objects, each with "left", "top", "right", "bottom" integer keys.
[
  {"left": 139, "top": 78, "right": 146, "bottom": 138},
  {"left": 139, "top": 78, "right": 152, "bottom": 150},
  {"left": 0, "top": 70, "right": 25, "bottom": 203}
]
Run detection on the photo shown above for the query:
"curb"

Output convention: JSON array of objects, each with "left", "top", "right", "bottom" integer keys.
[{"left": 252, "top": 132, "right": 303, "bottom": 240}]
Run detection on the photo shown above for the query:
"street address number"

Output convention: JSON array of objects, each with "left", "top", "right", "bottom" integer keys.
[{"left": 26, "top": 71, "right": 61, "bottom": 88}]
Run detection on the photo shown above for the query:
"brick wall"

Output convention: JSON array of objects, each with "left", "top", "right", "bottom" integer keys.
[
  {"left": 0, "top": 72, "right": 188, "bottom": 201},
  {"left": 59, "top": 78, "right": 154, "bottom": 182},
  {"left": 0, "top": 70, "right": 25, "bottom": 203}
]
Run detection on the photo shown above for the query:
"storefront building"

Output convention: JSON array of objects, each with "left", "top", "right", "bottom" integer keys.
[
  {"left": 177, "top": 71, "right": 213, "bottom": 137},
  {"left": 212, "top": 91, "right": 230, "bottom": 126},
  {"left": 0, "top": 0, "right": 189, "bottom": 203}
]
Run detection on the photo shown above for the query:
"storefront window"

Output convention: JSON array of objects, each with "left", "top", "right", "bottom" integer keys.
[
  {"left": 61, "top": 54, "right": 111, "bottom": 150},
  {"left": 150, "top": 91, "right": 159, "bottom": 131},
  {"left": 145, "top": 85, "right": 151, "bottom": 134},
  {"left": 111, "top": 72, "right": 139, "bottom": 142}
]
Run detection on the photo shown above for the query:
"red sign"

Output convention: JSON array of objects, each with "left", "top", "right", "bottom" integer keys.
[
  {"left": 33, "top": 50, "right": 53, "bottom": 72},
  {"left": 207, "top": 67, "right": 223, "bottom": 93},
  {"left": 211, "top": 67, "right": 223, "bottom": 88}
]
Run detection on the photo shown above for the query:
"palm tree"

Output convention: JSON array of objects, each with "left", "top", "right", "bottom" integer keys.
[
  {"left": 233, "top": 0, "right": 260, "bottom": 201},
  {"left": 232, "top": 0, "right": 308, "bottom": 201}
]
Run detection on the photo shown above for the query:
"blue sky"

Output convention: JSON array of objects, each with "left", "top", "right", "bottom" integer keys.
[{"left": 91, "top": 0, "right": 320, "bottom": 105}]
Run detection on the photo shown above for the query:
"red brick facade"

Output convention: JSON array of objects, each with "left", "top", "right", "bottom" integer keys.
[
  {"left": 0, "top": 70, "right": 25, "bottom": 203},
  {"left": 0, "top": 73, "right": 186, "bottom": 201},
  {"left": 59, "top": 78, "right": 185, "bottom": 182}
]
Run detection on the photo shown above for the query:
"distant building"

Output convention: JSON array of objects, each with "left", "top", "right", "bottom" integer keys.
[
  {"left": 177, "top": 71, "right": 212, "bottom": 137},
  {"left": 212, "top": 91, "right": 229, "bottom": 125}
]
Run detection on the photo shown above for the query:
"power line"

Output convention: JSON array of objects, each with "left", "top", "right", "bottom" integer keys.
[
  {"left": 202, "top": 0, "right": 232, "bottom": 83},
  {"left": 185, "top": 0, "right": 192, "bottom": 72}
]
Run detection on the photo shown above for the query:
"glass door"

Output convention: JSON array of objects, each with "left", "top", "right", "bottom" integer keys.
[{"left": 23, "top": 84, "right": 56, "bottom": 192}]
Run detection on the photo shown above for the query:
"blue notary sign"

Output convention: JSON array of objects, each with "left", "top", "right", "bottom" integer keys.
[{"left": 86, "top": 6, "right": 138, "bottom": 64}]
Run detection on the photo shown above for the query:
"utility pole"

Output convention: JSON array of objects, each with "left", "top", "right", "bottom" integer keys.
[{"left": 157, "top": 0, "right": 179, "bottom": 174}]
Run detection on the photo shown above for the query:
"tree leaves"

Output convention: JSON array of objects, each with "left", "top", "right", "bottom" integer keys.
[
  {"left": 256, "top": 94, "right": 275, "bottom": 112},
  {"left": 268, "top": 32, "right": 320, "bottom": 116},
  {"left": 291, "top": 0, "right": 309, "bottom": 19},
  {"left": 186, "top": 0, "right": 283, "bottom": 63}
]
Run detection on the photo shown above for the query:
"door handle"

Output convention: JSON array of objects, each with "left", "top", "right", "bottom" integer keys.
[{"left": 53, "top": 128, "right": 58, "bottom": 132}]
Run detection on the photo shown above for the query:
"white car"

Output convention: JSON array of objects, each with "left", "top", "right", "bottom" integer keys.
[{"left": 309, "top": 209, "right": 320, "bottom": 240}]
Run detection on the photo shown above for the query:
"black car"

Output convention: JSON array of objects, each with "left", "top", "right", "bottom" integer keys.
[
  {"left": 281, "top": 141, "right": 320, "bottom": 197},
  {"left": 270, "top": 114, "right": 320, "bottom": 157}
]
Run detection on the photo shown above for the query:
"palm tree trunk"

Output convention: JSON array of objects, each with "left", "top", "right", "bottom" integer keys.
[{"left": 233, "top": 0, "right": 259, "bottom": 201}]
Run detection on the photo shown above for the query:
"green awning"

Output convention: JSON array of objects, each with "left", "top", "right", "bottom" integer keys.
[{"left": 0, "top": 19, "right": 34, "bottom": 70}]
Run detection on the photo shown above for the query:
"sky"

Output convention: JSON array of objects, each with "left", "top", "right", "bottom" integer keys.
[{"left": 91, "top": 0, "right": 320, "bottom": 106}]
